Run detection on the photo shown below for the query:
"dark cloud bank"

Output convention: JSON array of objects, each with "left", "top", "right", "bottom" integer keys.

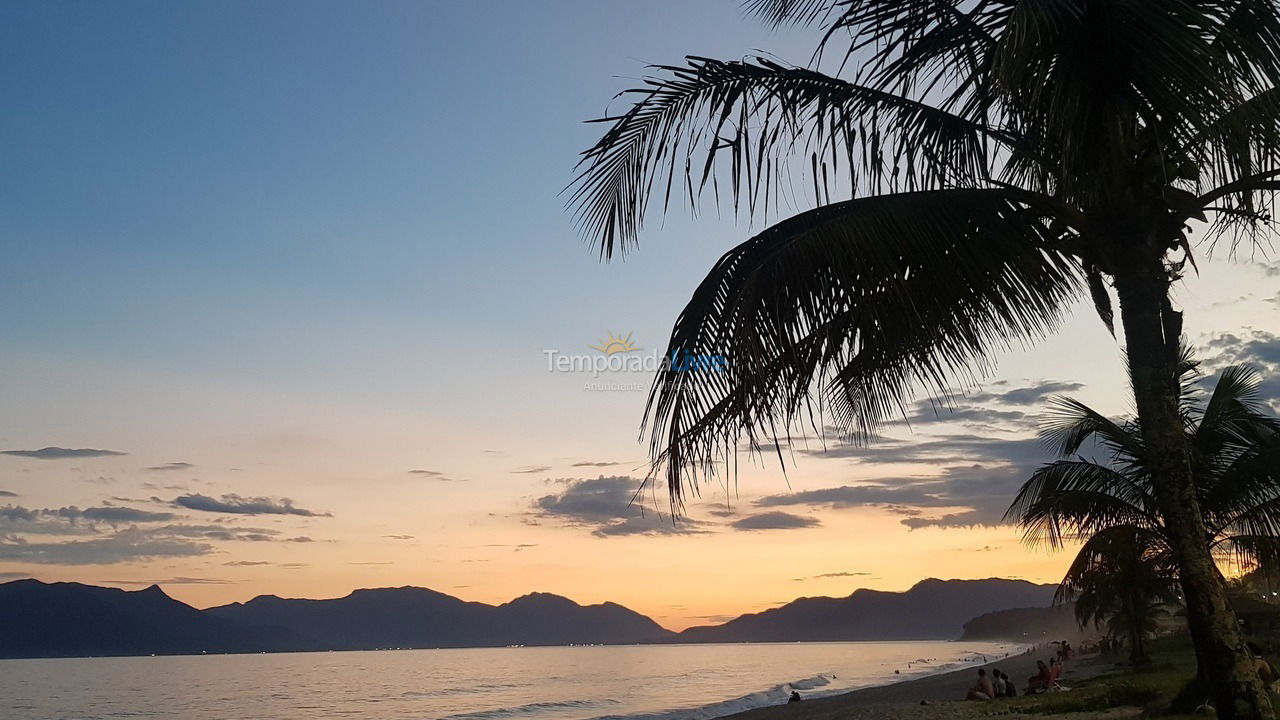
[
  {"left": 173, "top": 494, "right": 329, "bottom": 517},
  {"left": 1, "top": 447, "right": 126, "bottom": 460}
]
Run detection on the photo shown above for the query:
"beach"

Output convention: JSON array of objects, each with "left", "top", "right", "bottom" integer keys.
[{"left": 723, "top": 650, "right": 1121, "bottom": 720}]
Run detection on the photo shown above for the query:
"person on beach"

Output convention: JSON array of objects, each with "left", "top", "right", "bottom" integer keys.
[
  {"left": 1026, "top": 660, "right": 1052, "bottom": 693},
  {"left": 1000, "top": 670, "right": 1018, "bottom": 697},
  {"left": 991, "top": 669, "right": 1007, "bottom": 697},
  {"left": 966, "top": 668, "right": 994, "bottom": 701}
]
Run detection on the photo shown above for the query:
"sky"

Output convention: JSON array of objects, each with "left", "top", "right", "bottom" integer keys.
[{"left": 1, "top": 1, "right": 1279, "bottom": 631}]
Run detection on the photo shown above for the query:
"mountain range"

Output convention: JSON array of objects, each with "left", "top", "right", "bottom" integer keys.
[
  {"left": 959, "top": 603, "right": 1084, "bottom": 642},
  {"left": 677, "top": 577, "right": 1056, "bottom": 642},
  {"left": 0, "top": 577, "right": 1058, "bottom": 659}
]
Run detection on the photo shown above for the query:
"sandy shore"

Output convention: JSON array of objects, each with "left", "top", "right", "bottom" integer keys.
[{"left": 719, "top": 649, "right": 1122, "bottom": 720}]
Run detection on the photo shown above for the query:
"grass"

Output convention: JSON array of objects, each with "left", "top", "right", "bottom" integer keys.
[{"left": 999, "top": 635, "right": 1201, "bottom": 717}]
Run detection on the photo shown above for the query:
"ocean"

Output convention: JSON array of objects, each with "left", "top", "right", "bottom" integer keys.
[{"left": 2, "top": 640, "right": 1018, "bottom": 720}]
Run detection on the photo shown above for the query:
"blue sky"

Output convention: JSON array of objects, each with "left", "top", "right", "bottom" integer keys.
[
  {"left": 1, "top": 1, "right": 1278, "bottom": 627},
  {"left": 0, "top": 1, "right": 810, "bottom": 391}
]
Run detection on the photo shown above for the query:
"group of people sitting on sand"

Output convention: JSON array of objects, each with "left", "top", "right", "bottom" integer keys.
[
  {"left": 964, "top": 668, "right": 1018, "bottom": 700},
  {"left": 966, "top": 655, "right": 1067, "bottom": 701}
]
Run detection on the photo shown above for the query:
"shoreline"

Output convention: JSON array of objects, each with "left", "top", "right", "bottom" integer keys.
[{"left": 714, "top": 647, "right": 1106, "bottom": 720}]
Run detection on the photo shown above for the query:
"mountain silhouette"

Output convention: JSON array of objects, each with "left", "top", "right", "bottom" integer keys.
[
  {"left": 959, "top": 602, "right": 1082, "bottom": 642},
  {"left": 0, "top": 579, "right": 308, "bottom": 658},
  {"left": 0, "top": 577, "right": 1057, "bottom": 659},
  {"left": 206, "top": 587, "right": 673, "bottom": 649},
  {"left": 676, "top": 578, "right": 1056, "bottom": 642}
]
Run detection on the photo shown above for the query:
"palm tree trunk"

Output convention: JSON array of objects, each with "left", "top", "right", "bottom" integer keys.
[
  {"left": 1113, "top": 254, "right": 1273, "bottom": 720},
  {"left": 1130, "top": 627, "right": 1146, "bottom": 666},
  {"left": 1124, "top": 595, "right": 1148, "bottom": 667}
]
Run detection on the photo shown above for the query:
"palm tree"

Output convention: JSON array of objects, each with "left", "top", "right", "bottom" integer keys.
[
  {"left": 1059, "top": 526, "right": 1178, "bottom": 666},
  {"left": 569, "top": 3, "right": 1280, "bottom": 716},
  {"left": 1008, "top": 363, "right": 1280, "bottom": 666}
]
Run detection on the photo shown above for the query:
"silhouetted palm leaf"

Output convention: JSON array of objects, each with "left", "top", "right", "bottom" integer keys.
[
  {"left": 1011, "top": 364, "right": 1280, "bottom": 600},
  {"left": 568, "top": 57, "right": 1019, "bottom": 259},
  {"left": 1007, "top": 459, "right": 1158, "bottom": 549},
  {"left": 571, "top": 2, "right": 1279, "bottom": 497},
  {"left": 640, "top": 188, "right": 1080, "bottom": 500}
]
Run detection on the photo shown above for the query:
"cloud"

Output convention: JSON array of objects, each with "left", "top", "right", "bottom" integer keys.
[
  {"left": 570, "top": 460, "right": 630, "bottom": 467},
  {"left": 1, "top": 447, "right": 126, "bottom": 459},
  {"left": 142, "top": 482, "right": 189, "bottom": 492},
  {"left": 0, "top": 490, "right": 16, "bottom": 497},
  {"left": 730, "top": 511, "right": 821, "bottom": 531},
  {"left": 973, "top": 381, "right": 1084, "bottom": 406},
  {"left": 0, "top": 531, "right": 212, "bottom": 565},
  {"left": 803, "top": 571, "right": 873, "bottom": 580},
  {"left": 899, "top": 510, "right": 996, "bottom": 529},
  {"left": 908, "top": 403, "right": 1029, "bottom": 428},
  {"left": 1202, "top": 331, "right": 1280, "bottom": 411},
  {"left": 52, "top": 506, "right": 176, "bottom": 525},
  {"left": 1, "top": 504, "right": 174, "bottom": 534},
  {"left": 532, "top": 475, "right": 701, "bottom": 537},
  {"left": 763, "top": 433, "right": 1049, "bottom": 529},
  {"left": 173, "top": 493, "right": 330, "bottom": 517},
  {"left": 512, "top": 466, "right": 552, "bottom": 474},
  {"left": 223, "top": 560, "right": 271, "bottom": 566},
  {"left": 691, "top": 614, "right": 737, "bottom": 623},
  {"left": 144, "top": 462, "right": 193, "bottom": 472},
  {"left": 152, "top": 524, "right": 284, "bottom": 542},
  {"left": 408, "top": 469, "right": 463, "bottom": 481},
  {"left": 1250, "top": 260, "right": 1280, "bottom": 278},
  {"left": 384, "top": 534, "right": 415, "bottom": 540},
  {"left": 896, "top": 380, "right": 1086, "bottom": 431},
  {"left": 103, "top": 576, "right": 231, "bottom": 585},
  {"left": 766, "top": 377, "right": 1100, "bottom": 529},
  {"left": 0, "top": 502, "right": 313, "bottom": 565},
  {"left": 801, "top": 432, "right": 1050, "bottom": 467},
  {"left": 286, "top": 536, "right": 315, "bottom": 543},
  {"left": 1205, "top": 330, "right": 1280, "bottom": 367}
]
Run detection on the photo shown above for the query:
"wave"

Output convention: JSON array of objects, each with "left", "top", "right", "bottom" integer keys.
[
  {"left": 441, "top": 698, "right": 621, "bottom": 720},
  {"left": 592, "top": 674, "right": 835, "bottom": 720},
  {"left": 403, "top": 682, "right": 523, "bottom": 699},
  {"left": 591, "top": 646, "right": 1026, "bottom": 720}
]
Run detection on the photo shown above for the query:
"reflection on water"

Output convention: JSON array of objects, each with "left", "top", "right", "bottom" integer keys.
[{"left": 2, "top": 640, "right": 1017, "bottom": 720}]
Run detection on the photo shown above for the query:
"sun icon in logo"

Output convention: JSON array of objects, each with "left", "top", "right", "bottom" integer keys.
[{"left": 589, "top": 330, "right": 640, "bottom": 355}]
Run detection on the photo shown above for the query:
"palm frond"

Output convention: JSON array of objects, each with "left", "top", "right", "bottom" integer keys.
[
  {"left": 1195, "top": 364, "right": 1272, "bottom": 448},
  {"left": 1085, "top": 264, "right": 1115, "bottom": 336},
  {"left": 1040, "top": 396, "right": 1144, "bottom": 461},
  {"left": 1056, "top": 524, "right": 1176, "bottom": 612},
  {"left": 1217, "top": 534, "right": 1280, "bottom": 576},
  {"left": 1008, "top": 459, "right": 1160, "bottom": 550},
  {"left": 741, "top": 0, "right": 835, "bottom": 27},
  {"left": 642, "top": 188, "right": 1081, "bottom": 502},
  {"left": 567, "top": 56, "right": 1015, "bottom": 258},
  {"left": 1185, "top": 88, "right": 1280, "bottom": 194},
  {"left": 1208, "top": 432, "right": 1280, "bottom": 540}
]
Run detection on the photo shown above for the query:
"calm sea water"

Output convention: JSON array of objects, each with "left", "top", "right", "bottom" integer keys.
[{"left": 2, "top": 641, "right": 1018, "bottom": 720}]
